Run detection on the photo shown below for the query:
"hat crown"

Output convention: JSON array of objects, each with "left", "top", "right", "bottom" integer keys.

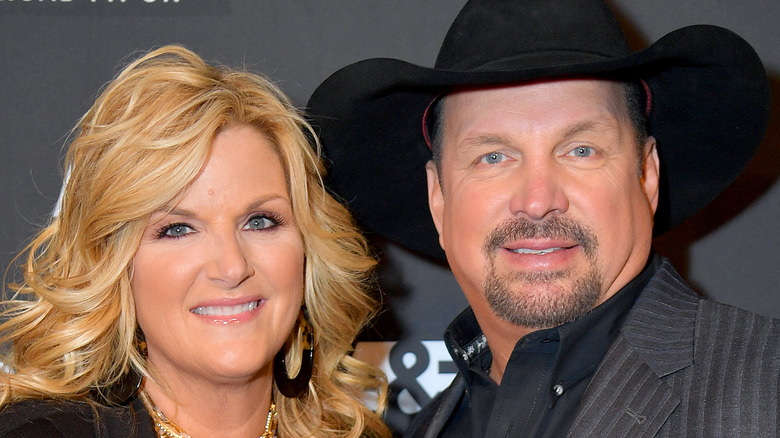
[{"left": 436, "top": 0, "right": 632, "bottom": 71}]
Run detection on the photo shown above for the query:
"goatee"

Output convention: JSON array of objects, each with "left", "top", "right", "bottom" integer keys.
[{"left": 482, "top": 216, "right": 602, "bottom": 328}]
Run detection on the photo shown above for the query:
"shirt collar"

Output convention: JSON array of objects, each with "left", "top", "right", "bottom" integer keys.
[{"left": 444, "top": 253, "right": 662, "bottom": 378}]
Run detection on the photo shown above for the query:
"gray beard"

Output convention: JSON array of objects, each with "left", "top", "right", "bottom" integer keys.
[{"left": 482, "top": 216, "right": 602, "bottom": 329}]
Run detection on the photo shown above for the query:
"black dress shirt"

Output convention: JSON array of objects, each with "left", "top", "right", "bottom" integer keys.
[{"left": 440, "top": 255, "right": 660, "bottom": 437}]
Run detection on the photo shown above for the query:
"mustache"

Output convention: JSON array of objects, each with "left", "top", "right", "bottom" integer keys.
[{"left": 483, "top": 216, "right": 598, "bottom": 257}]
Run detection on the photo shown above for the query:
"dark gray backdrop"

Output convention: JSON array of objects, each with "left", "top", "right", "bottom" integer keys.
[{"left": 1, "top": 0, "right": 778, "bottom": 434}]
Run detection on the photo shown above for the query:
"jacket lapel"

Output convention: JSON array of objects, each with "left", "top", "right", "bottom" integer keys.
[
  {"left": 566, "top": 337, "right": 681, "bottom": 437},
  {"left": 416, "top": 374, "right": 467, "bottom": 438},
  {"left": 567, "top": 259, "right": 699, "bottom": 438}
]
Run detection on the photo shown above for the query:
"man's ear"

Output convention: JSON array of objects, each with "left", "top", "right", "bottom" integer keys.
[
  {"left": 426, "top": 161, "right": 446, "bottom": 251},
  {"left": 642, "top": 136, "right": 660, "bottom": 215}
]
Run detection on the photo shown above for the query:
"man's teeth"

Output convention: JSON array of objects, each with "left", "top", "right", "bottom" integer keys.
[
  {"left": 192, "top": 300, "right": 261, "bottom": 316},
  {"left": 510, "top": 247, "right": 561, "bottom": 255}
]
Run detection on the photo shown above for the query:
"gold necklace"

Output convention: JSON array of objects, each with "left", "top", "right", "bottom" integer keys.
[
  {"left": 148, "top": 405, "right": 191, "bottom": 438},
  {"left": 142, "top": 393, "right": 277, "bottom": 438},
  {"left": 261, "top": 402, "right": 278, "bottom": 438}
]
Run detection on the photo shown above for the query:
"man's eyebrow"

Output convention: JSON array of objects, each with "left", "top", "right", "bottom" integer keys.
[
  {"left": 460, "top": 133, "right": 514, "bottom": 150},
  {"left": 561, "top": 120, "right": 614, "bottom": 139},
  {"left": 459, "top": 120, "right": 615, "bottom": 148}
]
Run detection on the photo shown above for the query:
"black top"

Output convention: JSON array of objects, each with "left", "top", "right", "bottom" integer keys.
[
  {"left": 0, "top": 397, "right": 155, "bottom": 437},
  {"left": 439, "top": 255, "right": 660, "bottom": 437}
]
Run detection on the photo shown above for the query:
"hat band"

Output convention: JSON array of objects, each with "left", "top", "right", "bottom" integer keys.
[
  {"left": 422, "top": 92, "right": 444, "bottom": 150},
  {"left": 640, "top": 79, "right": 653, "bottom": 115}
]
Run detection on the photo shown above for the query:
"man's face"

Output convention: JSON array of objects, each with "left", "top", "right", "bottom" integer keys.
[{"left": 426, "top": 79, "right": 659, "bottom": 330}]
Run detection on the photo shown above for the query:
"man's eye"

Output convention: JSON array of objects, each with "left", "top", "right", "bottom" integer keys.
[
  {"left": 245, "top": 215, "right": 278, "bottom": 231},
  {"left": 480, "top": 152, "right": 508, "bottom": 164},
  {"left": 569, "top": 146, "right": 594, "bottom": 158},
  {"left": 157, "top": 223, "right": 193, "bottom": 239}
]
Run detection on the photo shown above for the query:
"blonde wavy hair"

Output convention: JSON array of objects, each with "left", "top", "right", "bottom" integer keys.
[{"left": 0, "top": 45, "right": 390, "bottom": 438}]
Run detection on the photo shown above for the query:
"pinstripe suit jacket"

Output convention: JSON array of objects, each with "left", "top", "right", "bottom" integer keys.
[{"left": 406, "top": 259, "right": 780, "bottom": 437}]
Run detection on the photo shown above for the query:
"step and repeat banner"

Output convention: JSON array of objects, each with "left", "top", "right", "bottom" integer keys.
[{"left": 1, "top": 1, "right": 778, "bottom": 433}]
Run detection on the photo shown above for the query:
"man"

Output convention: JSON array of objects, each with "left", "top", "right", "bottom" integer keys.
[{"left": 307, "top": 0, "right": 779, "bottom": 436}]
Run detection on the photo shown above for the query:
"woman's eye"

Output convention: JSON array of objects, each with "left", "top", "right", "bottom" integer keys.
[
  {"left": 480, "top": 152, "right": 508, "bottom": 165},
  {"left": 569, "top": 146, "right": 594, "bottom": 158},
  {"left": 245, "top": 215, "right": 278, "bottom": 231},
  {"left": 157, "top": 223, "right": 193, "bottom": 239}
]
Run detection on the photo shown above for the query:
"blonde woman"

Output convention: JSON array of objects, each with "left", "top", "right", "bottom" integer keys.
[{"left": 0, "top": 45, "right": 390, "bottom": 438}]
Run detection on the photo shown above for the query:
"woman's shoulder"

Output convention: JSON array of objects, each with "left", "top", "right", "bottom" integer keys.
[
  {"left": 0, "top": 398, "right": 155, "bottom": 438},
  {"left": 0, "top": 399, "right": 98, "bottom": 437}
]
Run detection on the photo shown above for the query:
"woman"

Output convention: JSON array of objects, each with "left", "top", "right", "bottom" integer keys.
[{"left": 0, "top": 45, "right": 390, "bottom": 438}]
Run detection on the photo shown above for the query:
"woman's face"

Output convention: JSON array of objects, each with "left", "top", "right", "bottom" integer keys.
[{"left": 132, "top": 124, "right": 304, "bottom": 387}]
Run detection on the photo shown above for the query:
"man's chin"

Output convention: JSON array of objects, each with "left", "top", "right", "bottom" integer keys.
[{"left": 484, "top": 271, "right": 602, "bottom": 328}]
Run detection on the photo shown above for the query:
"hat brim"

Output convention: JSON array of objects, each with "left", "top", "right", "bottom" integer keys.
[{"left": 308, "top": 25, "right": 770, "bottom": 261}]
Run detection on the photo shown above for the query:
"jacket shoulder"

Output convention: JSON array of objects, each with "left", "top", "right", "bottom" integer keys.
[
  {"left": 659, "top": 296, "right": 780, "bottom": 436},
  {"left": 699, "top": 296, "right": 780, "bottom": 327},
  {"left": 695, "top": 298, "right": 780, "bottom": 362},
  {"left": 0, "top": 400, "right": 97, "bottom": 437},
  {"left": 0, "top": 398, "right": 153, "bottom": 438}
]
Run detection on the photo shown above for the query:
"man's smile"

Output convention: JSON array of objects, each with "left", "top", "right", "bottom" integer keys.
[{"left": 508, "top": 247, "right": 564, "bottom": 255}]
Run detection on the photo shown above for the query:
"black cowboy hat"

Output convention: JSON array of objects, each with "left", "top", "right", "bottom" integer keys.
[{"left": 307, "top": 0, "right": 770, "bottom": 261}]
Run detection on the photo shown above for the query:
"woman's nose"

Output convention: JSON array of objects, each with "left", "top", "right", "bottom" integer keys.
[{"left": 206, "top": 233, "right": 254, "bottom": 287}]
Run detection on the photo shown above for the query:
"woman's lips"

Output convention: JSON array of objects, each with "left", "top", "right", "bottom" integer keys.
[
  {"left": 190, "top": 299, "right": 263, "bottom": 317},
  {"left": 190, "top": 298, "right": 265, "bottom": 324}
]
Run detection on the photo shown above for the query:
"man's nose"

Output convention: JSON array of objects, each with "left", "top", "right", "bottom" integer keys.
[{"left": 508, "top": 161, "right": 569, "bottom": 220}]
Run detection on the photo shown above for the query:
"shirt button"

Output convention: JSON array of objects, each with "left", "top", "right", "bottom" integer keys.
[{"left": 553, "top": 384, "right": 565, "bottom": 396}]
